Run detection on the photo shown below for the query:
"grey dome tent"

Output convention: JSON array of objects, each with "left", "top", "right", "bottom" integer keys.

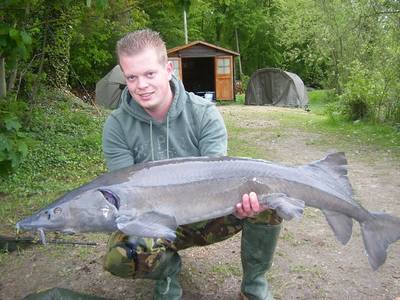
[
  {"left": 245, "top": 68, "right": 308, "bottom": 107},
  {"left": 95, "top": 65, "right": 126, "bottom": 109}
]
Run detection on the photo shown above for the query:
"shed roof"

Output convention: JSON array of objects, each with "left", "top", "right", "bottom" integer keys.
[{"left": 168, "top": 40, "right": 239, "bottom": 56}]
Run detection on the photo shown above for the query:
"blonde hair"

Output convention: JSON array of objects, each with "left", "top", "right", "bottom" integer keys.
[{"left": 116, "top": 29, "right": 168, "bottom": 64}]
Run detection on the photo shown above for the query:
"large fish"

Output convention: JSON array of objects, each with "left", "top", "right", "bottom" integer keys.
[{"left": 16, "top": 152, "right": 400, "bottom": 270}]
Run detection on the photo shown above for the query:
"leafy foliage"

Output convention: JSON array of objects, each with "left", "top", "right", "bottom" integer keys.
[
  {"left": 69, "top": 1, "right": 148, "bottom": 87},
  {"left": 0, "top": 1, "right": 34, "bottom": 64},
  {"left": 0, "top": 97, "right": 29, "bottom": 174},
  {"left": 0, "top": 25, "right": 32, "bottom": 65},
  {"left": 276, "top": 0, "right": 400, "bottom": 123}
]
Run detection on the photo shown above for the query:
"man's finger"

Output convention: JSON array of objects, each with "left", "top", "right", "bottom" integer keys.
[
  {"left": 235, "top": 203, "right": 247, "bottom": 219},
  {"left": 249, "top": 192, "right": 260, "bottom": 212},
  {"left": 242, "top": 193, "right": 251, "bottom": 213},
  {"left": 236, "top": 203, "right": 242, "bottom": 213}
]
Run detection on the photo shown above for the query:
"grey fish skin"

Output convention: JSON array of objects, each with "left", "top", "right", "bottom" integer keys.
[{"left": 16, "top": 152, "right": 400, "bottom": 271}]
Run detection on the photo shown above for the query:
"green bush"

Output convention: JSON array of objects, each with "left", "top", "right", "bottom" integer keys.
[
  {"left": 0, "top": 97, "right": 30, "bottom": 174},
  {"left": 338, "top": 60, "right": 400, "bottom": 123},
  {"left": 338, "top": 61, "right": 373, "bottom": 120},
  {"left": 240, "top": 74, "right": 250, "bottom": 92},
  {"left": 384, "top": 79, "right": 400, "bottom": 124},
  {"left": 235, "top": 94, "right": 245, "bottom": 105}
]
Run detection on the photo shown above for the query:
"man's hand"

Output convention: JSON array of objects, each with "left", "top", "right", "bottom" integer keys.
[{"left": 234, "top": 192, "right": 267, "bottom": 219}]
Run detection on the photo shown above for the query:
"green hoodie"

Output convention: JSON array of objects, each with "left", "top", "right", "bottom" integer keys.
[{"left": 102, "top": 75, "right": 227, "bottom": 171}]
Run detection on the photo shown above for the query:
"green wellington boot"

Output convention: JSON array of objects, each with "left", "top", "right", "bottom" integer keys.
[
  {"left": 152, "top": 251, "right": 183, "bottom": 300},
  {"left": 240, "top": 220, "right": 281, "bottom": 300}
]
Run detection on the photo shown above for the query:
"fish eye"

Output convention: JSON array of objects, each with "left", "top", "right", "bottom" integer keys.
[{"left": 53, "top": 207, "right": 62, "bottom": 215}]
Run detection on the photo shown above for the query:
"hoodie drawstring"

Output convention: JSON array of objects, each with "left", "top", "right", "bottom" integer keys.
[
  {"left": 149, "top": 115, "right": 170, "bottom": 161},
  {"left": 150, "top": 119, "right": 155, "bottom": 161},
  {"left": 166, "top": 113, "right": 170, "bottom": 159}
]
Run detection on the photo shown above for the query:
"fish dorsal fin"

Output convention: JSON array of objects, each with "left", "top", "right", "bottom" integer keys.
[{"left": 302, "top": 152, "right": 353, "bottom": 198}]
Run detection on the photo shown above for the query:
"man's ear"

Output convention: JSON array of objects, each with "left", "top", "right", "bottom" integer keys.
[{"left": 166, "top": 61, "right": 174, "bottom": 80}]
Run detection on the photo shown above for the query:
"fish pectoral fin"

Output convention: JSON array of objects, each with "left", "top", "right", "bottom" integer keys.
[
  {"left": 260, "top": 193, "right": 305, "bottom": 221},
  {"left": 116, "top": 212, "right": 178, "bottom": 241},
  {"left": 322, "top": 209, "right": 353, "bottom": 245}
]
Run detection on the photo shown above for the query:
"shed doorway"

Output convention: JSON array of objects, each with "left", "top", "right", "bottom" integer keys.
[{"left": 182, "top": 57, "right": 215, "bottom": 98}]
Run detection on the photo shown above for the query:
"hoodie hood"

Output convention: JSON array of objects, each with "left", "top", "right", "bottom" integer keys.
[{"left": 119, "top": 74, "right": 186, "bottom": 124}]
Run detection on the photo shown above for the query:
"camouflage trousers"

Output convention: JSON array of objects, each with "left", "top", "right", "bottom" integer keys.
[{"left": 104, "top": 209, "right": 282, "bottom": 279}]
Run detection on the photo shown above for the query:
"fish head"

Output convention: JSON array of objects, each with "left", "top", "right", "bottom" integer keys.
[{"left": 16, "top": 188, "right": 121, "bottom": 234}]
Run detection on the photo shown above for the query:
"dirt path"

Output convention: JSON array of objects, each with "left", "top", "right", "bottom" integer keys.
[{"left": 1, "top": 105, "right": 399, "bottom": 299}]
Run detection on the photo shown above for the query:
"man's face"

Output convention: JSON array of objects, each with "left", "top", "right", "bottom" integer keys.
[{"left": 119, "top": 48, "right": 173, "bottom": 112}]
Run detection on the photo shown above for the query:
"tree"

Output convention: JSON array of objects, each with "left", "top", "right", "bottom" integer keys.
[
  {"left": 138, "top": 0, "right": 184, "bottom": 48},
  {"left": 37, "top": 2, "right": 82, "bottom": 90},
  {"left": 278, "top": 0, "right": 330, "bottom": 87},
  {"left": 0, "top": 0, "right": 34, "bottom": 98},
  {"left": 69, "top": 0, "right": 148, "bottom": 87}
]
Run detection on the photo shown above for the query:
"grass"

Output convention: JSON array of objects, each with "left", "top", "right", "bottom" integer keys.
[
  {"left": 290, "top": 264, "right": 323, "bottom": 277},
  {"left": 307, "top": 89, "right": 336, "bottom": 115},
  {"left": 224, "top": 124, "right": 267, "bottom": 157},
  {"left": 274, "top": 90, "right": 399, "bottom": 156},
  {"left": 211, "top": 261, "right": 242, "bottom": 277},
  {"left": 308, "top": 90, "right": 398, "bottom": 135},
  {"left": 281, "top": 113, "right": 399, "bottom": 152}
]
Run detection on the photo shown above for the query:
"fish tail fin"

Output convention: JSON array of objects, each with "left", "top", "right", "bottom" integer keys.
[
  {"left": 305, "top": 152, "right": 353, "bottom": 197},
  {"left": 361, "top": 212, "right": 400, "bottom": 270}
]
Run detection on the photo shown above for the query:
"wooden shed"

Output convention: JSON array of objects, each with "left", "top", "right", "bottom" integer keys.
[{"left": 167, "top": 41, "right": 239, "bottom": 101}]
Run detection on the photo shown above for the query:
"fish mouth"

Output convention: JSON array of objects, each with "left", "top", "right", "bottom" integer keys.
[
  {"left": 16, "top": 212, "right": 60, "bottom": 232},
  {"left": 16, "top": 217, "right": 37, "bottom": 231},
  {"left": 99, "top": 189, "right": 120, "bottom": 210},
  {"left": 16, "top": 220, "right": 43, "bottom": 232},
  {"left": 16, "top": 217, "right": 48, "bottom": 244}
]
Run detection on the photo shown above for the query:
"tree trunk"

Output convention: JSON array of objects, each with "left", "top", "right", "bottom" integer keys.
[
  {"left": 30, "top": 25, "right": 48, "bottom": 102},
  {"left": 235, "top": 28, "right": 243, "bottom": 78},
  {"left": 216, "top": 22, "right": 222, "bottom": 42},
  {"left": 183, "top": 8, "right": 188, "bottom": 44},
  {"left": 7, "top": 62, "right": 18, "bottom": 92},
  {"left": 42, "top": 4, "right": 80, "bottom": 89},
  {"left": 0, "top": 57, "right": 6, "bottom": 98}
]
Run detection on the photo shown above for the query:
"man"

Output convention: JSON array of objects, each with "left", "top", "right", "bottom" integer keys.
[{"left": 102, "top": 29, "right": 282, "bottom": 300}]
